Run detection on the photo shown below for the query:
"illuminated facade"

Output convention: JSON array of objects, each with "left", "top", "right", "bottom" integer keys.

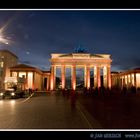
[
  {"left": 111, "top": 68, "right": 140, "bottom": 89},
  {"left": 0, "top": 50, "right": 18, "bottom": 90},
  {"left": 0, "top": 50, "right": 113, "bottom": 91},
  {"left": 10, "top": 64, "right": 50, "bottom": 91},
  {"left": 50, "top": 53, "right": 112, "bottom": 90}
]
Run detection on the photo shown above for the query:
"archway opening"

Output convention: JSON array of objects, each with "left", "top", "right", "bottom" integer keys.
[
  {"left": 76, "top": 67, "right": 84, "bottom": 90},
  {"left": 65, "top": 67, "right": 71, "bottom": 89},
  {"left": 55, "top": 67, "right": 61, "bottom": 89},
  {"left": 100, "top": 68, "right": 104, "bottom": 87}
]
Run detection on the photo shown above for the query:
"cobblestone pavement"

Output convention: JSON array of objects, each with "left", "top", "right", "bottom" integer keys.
[
  {"left": 77, "top": 92, "right": 140, "bottom": 129},
  {"left": 0, "top": 92, "right": 101, "bottom": 129}
]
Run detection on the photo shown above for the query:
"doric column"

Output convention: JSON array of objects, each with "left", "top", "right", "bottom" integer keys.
[
  {"left": 128, "top": 74, "right": 131, "bottom": 88},
  {"left": 125, "top": 75, "right": 127, "bottom": 86},
  {"left": 84, "top": 66, "right": 87, "bottom": 88},
  {"left": 97, "top": 66, "right": 101, "bottom": 88},
  {"left": 71, "top": 65, "right": 76, "bottom": 90},
  {"left": 86, "top": 65, "right": 90, "bottom": 89},
  {"left": 130, "top": 74, "right": 132, "bottom": 86},
  {"left": 61, "top": 65, "right": 65, "bottom": 90},
  {"left": 107, "top": 66, "right": 111, "bottom": 89},
  {"left": 94, "top": 66, "right": 97, "bottom": 88},
  {"left": 126, "top": 74, "right": 129, "bottom": 88},
  {"left": 128, "top": 74, "right": 130, "bottom": 83},
  {"left": 103, "top": 66, "right": 107, "bottom": 88},
  {"left": 50, "top": 65, "right": 55, "bottom": 90}
]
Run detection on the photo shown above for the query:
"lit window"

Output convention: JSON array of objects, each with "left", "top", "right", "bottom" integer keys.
[
  {"left": 19, "top": 72, "right": 26, "bottom": 78},
  {"left": 12, "top": 72, "right": 17, "bottom": 77},
  {"left": 0, "top": 62, "right": 4, "bottom": 68},
  {"left": 125, "top": 75, "right": 127, "bottom": 84},
  {"left": 136, "top": 73, "right": 140, "bottom": 88}
]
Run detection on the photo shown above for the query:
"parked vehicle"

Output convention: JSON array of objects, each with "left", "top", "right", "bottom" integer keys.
[
  {"left": 0, "top": 90, "right": 5, "bottom": 99},
  {"left": 0, "top": 89, "right": 26, "bottom": 99}
]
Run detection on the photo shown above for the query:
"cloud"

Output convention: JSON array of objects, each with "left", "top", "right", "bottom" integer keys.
[
  {"left": 19, "top": 60, "right": 31, "bottom": 64},
  {"left": 112, "top": 56, "right": 140, "bottom": 71}
]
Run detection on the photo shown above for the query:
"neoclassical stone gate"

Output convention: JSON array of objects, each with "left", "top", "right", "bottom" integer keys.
[{"left": 50, "top": 53, "right": 112, "bottom": 90}]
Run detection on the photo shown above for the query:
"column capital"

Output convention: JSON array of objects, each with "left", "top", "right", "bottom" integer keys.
[
  {"left": 72, "top": 64, "right": 76, "bottom": 67},
  {"left": 85, "top": 65, "right": 90, "bottom": 68},
  {"left": 51, "top": 65, "right": 56, "bottom": 68},
  {"left": 96, "top": 65, "right": 101, "bottom": 68}
]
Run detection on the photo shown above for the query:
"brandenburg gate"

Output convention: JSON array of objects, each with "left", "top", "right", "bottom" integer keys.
[{"left": 50, "top": 53, "right": 112, "bottom": 90}]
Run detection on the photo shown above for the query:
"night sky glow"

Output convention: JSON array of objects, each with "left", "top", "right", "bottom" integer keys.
[{"left": 0, "top": 10, "right": 140, "bottom": 72}]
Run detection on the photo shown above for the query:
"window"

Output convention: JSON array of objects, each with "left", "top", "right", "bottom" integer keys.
[
  {"left": 19, "top": 72, "right": 26, "bottom": 78},
  {"left": 12, "top": 72, "right": 17, "bottom": 77},
  {"left": 0, "top": 61, "right": 4, "bottom": 68},
  {"left": 136, "top": 73, "right": 140, "bottom": 88}
]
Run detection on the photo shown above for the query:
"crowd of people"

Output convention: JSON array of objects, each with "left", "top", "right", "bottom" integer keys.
[{"left": 59, "top": 85, "right": 138, "bottom": 96}]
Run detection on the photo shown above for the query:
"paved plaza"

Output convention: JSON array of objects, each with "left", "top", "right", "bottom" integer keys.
[
  {"left": 78, "top": 91, "right": 140, "bottom": 129},
  {"left": 0, "top": 92, "right": 101, "bottom": 129},
  {"left": 0, "top": 91, "right": 140, "bottom": 129}
]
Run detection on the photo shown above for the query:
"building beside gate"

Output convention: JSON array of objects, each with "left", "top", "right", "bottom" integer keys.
[
  {"left": 0, "top": 50, "right": 18, "bottom": 90},
  {"left": 111, "top": 68, "right": 140, "bottom": 89},
  {"left": 0, "top": 49, "right": 50, "bottom": 91},
  {"left": 9, "top": 64, "right": 50, "bottom": 91},
  {"left": 1, "top": 49, "right": 139, "bottom": 91},
  {"left": 0, "top": 49, "right": 114, "bottom": 91}
]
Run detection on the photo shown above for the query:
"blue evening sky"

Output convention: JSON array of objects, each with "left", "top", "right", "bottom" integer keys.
[{"left": 0, "top": 10, "right": 140, "bottom": 72}]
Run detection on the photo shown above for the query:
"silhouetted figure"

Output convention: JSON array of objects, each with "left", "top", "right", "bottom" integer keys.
[
  {"left": 100, "top": 86, "right": 105, "bottom": 95},
  {"left": 106, "top": 87, "right": 110, "bottom": 96},
  {"left": 86, "top": 89, "right": 90, "bottom": 95},
  {"left": 94, "top": 87, "right": 98, "bottom": 96},
  {"left": 131, "top": 86, "right": 136, "bottom": 94},
  {"left": 98, "top": 87, "right": 102, "bottom": 96},
  {"left": 62, "top": 89, "right": 66, "bottom": 97},
  {"left": 29, "top": 88, "right": 33, "bottom": 95},
  {"left": 122, "top": 86, "right": 127, "bottom": 95},
  {"left": 84, "top": 87, "right": 87, "bottom": 95}
]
